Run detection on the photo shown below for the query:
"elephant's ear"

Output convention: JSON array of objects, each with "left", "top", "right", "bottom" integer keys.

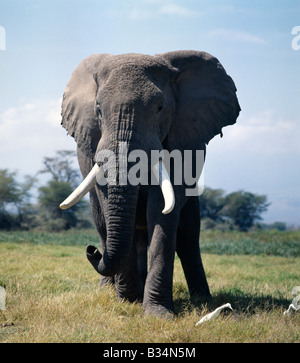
[
  {"left": 159, "top": 50, "right": 240, "bottom": 150},
  {"left": 61, "top": 54, "right": 108, "bottom": 159}
]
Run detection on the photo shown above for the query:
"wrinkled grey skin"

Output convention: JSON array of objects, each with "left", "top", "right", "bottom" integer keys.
[{"left": 61, "top": 50, "right": 240, "bottom": 317}]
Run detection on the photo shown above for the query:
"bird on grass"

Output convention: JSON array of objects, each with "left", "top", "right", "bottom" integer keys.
[
  {"left": 195, "top": 303, "right": 233, "bottom": 326},
  {"left": 283, "top": 303, "right": 299, "bottom": 316}
]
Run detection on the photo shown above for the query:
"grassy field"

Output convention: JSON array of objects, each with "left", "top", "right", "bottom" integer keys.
[{"left": 0, "top": 229, "right": 299, "bottom": 343}]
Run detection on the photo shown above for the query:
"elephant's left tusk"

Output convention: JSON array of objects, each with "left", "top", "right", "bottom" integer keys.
[
  {"left": 59, "top": 163, "right": 103, "bottom": 210},
  {"left": 152, "top": 160, "right": 175, "bottom": 214}
]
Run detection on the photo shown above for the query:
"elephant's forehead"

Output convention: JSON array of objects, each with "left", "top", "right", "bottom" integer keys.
[
  {"left": 98, "top": 73, "right": 163, "bottom": 106},
  {"left": 99, "top": 54, "right": 168, "bottom": 79},
  {"left": 107, "top": 53, "right": 164, "bottom": 67},
  {"left": 97, "top": 55, "right": 168, "bottom": 101}
]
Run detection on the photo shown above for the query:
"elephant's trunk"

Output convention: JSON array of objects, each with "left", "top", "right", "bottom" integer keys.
[{"left": 87, "top": 184, "right": 139, "bottom": 276}]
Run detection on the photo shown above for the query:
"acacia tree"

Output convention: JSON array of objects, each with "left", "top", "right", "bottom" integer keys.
[
  {"left": 40, "top": 150, "right": 80, "bottom": 183},
  {"left": 223, "top": 191, "right": 270, "bottom": 231},
  {"left": 199, "top": 187, "right": 226, "bottom": 222},
  {"left": 38, "top": 150, "right": 90, "bottom": 230}
]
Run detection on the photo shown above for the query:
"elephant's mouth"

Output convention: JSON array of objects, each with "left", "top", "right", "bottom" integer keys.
[{"left": 59, "top": 159, "right": 175, "bottom": 214}]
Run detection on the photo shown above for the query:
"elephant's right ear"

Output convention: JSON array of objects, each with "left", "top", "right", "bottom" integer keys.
[
  {"left": 159, "top": 50, "right": 241, "bottom": 150},
  {"left": 61, "top": 54, "right": 108, "bottom": 159}
]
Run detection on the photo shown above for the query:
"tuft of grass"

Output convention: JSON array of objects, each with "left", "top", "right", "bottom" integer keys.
[{"left": 0, "top": 234, "right": 299, "bottom": 343}]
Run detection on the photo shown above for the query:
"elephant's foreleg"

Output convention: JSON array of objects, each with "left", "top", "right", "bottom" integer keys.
[
  {"left": 143, "top": 188, "right": 179, "bottom": 318},
  {"left": 176, "top": 197, "right": 211, "bottom": 301}
]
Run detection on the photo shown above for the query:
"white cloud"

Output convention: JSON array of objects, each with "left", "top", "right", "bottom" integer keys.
[
  {"left": 220, "top": 110, "right": 300, "bottom": 155},
  {"left": 129, "top": 0, "right": 199, "bottom": 20},
  {"left": 210, "top": 29, "right": 266, "bottom": 45},
  {"left": 0, "top": 98, "right": 76, "bottom": 176},
  {"left": 158, "top": 4, "right": 199, "bottom": 17},
  {"left": 129, "top": 8, "right": 153, "bottom": 20}
]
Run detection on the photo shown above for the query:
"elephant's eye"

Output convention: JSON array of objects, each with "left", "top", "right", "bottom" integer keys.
[
  {"left": 96, "top": 105, "right": 102, "bottom": 129},
  {"left": 157, "top": 105, "right": 163, "bottom": 114},
  {"left": 96, "top": 104, "right": 102, "bottom": 119}
]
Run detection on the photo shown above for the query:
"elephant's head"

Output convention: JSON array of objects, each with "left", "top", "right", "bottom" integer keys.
[{"left": 60, "top": 51, "right": 240, "bottom": 276}]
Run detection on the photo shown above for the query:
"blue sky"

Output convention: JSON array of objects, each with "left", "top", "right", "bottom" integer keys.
[{"left": 0, "top": 0, "right": 299, "bottom": 225}]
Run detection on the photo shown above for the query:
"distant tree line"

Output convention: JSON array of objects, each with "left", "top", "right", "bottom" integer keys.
[
  {"left": 0, "top": 150, "right": 92, "bottom": 231},
  {"left": 199, "top": 187, "right": 274, "bottom": 232},
  {"left": 0, "top": 150, "right": 288, "bottom": 232}
]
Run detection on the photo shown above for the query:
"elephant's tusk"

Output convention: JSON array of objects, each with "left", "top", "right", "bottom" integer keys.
[
  {"left": 59, "top": 163, "right": 103, "bottom": 210},
  {"left": 152, "top": 160, "right": 175, "bottom": 214}
]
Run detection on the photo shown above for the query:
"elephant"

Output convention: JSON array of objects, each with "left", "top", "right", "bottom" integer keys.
[{"left": 59, "top": 50, "right": 240, "bottom": 318}]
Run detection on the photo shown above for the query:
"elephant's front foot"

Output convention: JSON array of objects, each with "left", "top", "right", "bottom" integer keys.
[
  {"left": 143, "top": 291, "right": 175, "bottom": 319},
  {"left": 143, "top": 302, "right": 175, "bottom": 319}
]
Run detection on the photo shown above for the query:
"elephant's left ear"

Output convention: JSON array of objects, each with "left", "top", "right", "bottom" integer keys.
[
  {"left": 61, "top": 54, "right": 108, "bottom": 158},
  {"left": 159, "top": 50, "right": 241, "bottom": 150}
]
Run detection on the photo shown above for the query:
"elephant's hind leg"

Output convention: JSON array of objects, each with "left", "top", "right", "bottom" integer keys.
[{"left": 176, "top": 197, "right": 211, "bottom": 301}]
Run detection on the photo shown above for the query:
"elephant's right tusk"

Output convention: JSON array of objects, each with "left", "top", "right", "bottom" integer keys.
[
  {"left": 152, "top": 160, "right": 175, "bottom": 214},
  {"left": 59, "top": 163, "right": 103, "bottom": 210}
]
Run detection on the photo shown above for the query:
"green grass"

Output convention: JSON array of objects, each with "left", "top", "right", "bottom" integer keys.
[
  {"left": 0, "top": 229, "right": 100, "bottom": 246},
  {"left": 200, "top": 229, "right": 300, "bottom": 257},
  {"left": 1, "top": 229, "right": 299, "bottom": 256},
  {"left": 0, "top": 230, "right": 299, "bottom": 343}
]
